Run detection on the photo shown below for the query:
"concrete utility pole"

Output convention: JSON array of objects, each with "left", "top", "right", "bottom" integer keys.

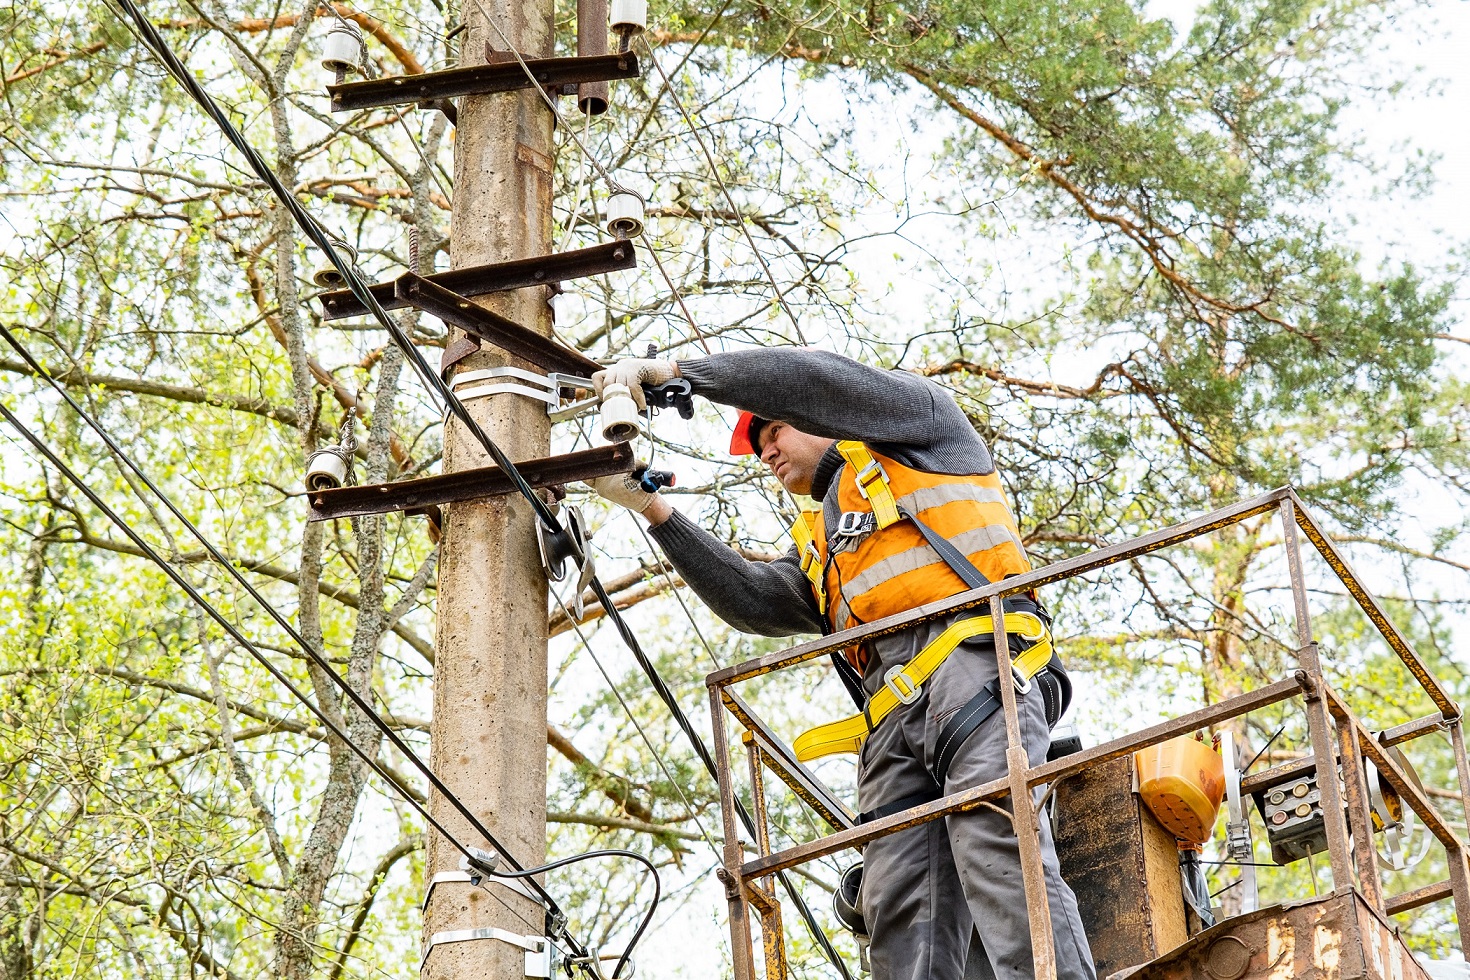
[{"left": 424, "top": 0, "right": 557, "bottom": 973}]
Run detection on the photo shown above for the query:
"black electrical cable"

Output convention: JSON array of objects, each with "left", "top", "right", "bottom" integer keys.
[
  {"left": 487, "top": 849, "right": 660, "bottom": 979},
  {"left": 589, "top": 579, "right": 857, "bottom": 980},
  {"left": 106, "top": 0, "right": 564, "bottom": 539},
  {"left": 0, "top": 397, "right": 571, "bottom": 947},
  {"left": 0, "top": 327, "right": 574, "bottom": 925},
  {"left": 105, "top": 7, "right": 853, "bottom": 975}
]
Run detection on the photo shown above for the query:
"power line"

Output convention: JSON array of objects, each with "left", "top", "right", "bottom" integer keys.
[
  {"left": 0, "top": 321, "right": 566, "bottom": 915},
  {"left": 0, "top": 394, "right": 563, "bottom": 949},
  {"left": 104, "top": 6, "right": 849, "bottom": 975},
  {"left": 639, "top": 35, "right": 810, "bottom": 345}
]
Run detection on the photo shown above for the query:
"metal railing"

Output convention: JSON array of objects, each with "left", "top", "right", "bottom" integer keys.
[{"left": 704, "top": 487, "right": 1470, "bottom": 980}]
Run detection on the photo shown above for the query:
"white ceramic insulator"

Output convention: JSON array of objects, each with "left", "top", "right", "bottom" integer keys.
[
  {"left": 598, "top": 383, "right": 646, "bottom": 443},
  {"left": 605, "top": 191, "right": 646, "bottom": 239},
  {"left": 322, "top": 25, "right": 363, "bottom": 74},
  {"left": 610, "top": 0, "right": 648, "bottom": 36},
  {"left": 305, "top": 450, "right": 349, "bottom": 492},
  {"left": 312, "top": 243, "right": 357, "bottom": 287}
]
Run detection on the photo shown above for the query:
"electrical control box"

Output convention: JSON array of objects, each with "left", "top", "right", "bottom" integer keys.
[{"left": 1254, "top": 772, "right": 1327, "bottom": 865}]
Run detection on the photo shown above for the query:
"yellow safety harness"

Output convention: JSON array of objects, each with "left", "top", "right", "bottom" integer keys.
[
  {"left": 787, "top": 440, "right": 1055, "bottom": 763},
  {"left": 793, "top": 611, "right": 1053, "bottom": 761}
]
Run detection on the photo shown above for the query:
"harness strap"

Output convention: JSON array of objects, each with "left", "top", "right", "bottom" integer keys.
[
  {"left": 792, "top": 612, "right": 1052, "bottom": 762},
  {"left": 857, "top": 789, "right": 942, "bottom": 825},
  {"left": 789, "top": 508, "right": 827, "bottom": 615},
  {"left": 929, "top": 662, "right": 1070, "bottom": 787},
  {"left": 837, "top": 441, "right": 901, "bottom": 529}
]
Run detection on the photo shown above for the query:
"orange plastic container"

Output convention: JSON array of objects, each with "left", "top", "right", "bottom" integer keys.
[{"left": 1134, "top": 734, "right": 1225, "bottom": 846}]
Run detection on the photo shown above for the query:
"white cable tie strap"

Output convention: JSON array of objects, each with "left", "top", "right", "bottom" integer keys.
[{"left": 421, "top": 925, "right": 554, "bottom": 977}]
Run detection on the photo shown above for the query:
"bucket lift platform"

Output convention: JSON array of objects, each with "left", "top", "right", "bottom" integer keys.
[{"left": 705, "top": 487, "right": 1470, "bottom": 980}]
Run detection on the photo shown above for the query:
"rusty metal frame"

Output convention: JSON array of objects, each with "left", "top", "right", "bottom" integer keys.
[
  {"left": 318, "top": 241, "right": 636, "bottom": 321},
  {"left": 327, "top": 53, "right": 640, "bottom": 114},
  {"left": 306, "top": 443, "right": 633, "bottom": 522},
  {"left": 704, "top": 487, "right": 1470, "bottom": 980}
]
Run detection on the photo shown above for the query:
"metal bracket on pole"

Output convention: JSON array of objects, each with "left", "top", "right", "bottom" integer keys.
[
  {"left": 318, "top": 241, "right": 637, "bottom": 323},
  {"left": 307, "top": 443, "right": 635, "bottom": 522},
  {"left": 421, "top": 924, "right": 555, "bottom": 977},
  {"left": 422, "top": 870, "right": 548, "bottom": 913},
  {"left": 450, "top": 367, "right": 597, "bottom": 417},
  {"left": 329, "top": 53, "right": 640, "bottom": 115},
  {"left": 395, "top": 273, "right": 604, "bottom": 378}
]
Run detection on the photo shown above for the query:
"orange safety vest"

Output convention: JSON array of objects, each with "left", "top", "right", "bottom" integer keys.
[{"left": 790, "top": 441, "right": 1030, "bottom": 668}]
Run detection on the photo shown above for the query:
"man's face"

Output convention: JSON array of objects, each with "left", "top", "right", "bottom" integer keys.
[{"left": 757, "top": 422, "right": 835, "bottom": 496}]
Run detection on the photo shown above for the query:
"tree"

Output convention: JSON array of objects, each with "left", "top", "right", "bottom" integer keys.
[{"left": 0, "top": 0, "right": 1465, "bottom": 975}]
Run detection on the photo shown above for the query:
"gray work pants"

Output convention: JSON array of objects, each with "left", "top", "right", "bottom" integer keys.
[{"left": 856, "top": 617, "right": 1095, "bottom": 980}]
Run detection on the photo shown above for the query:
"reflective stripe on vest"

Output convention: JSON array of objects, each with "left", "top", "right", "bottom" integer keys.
[{"left": 825, "top": 442, "right": 1029, "bottom": 632}]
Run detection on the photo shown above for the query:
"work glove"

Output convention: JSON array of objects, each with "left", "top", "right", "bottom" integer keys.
[
  {"left": 591, "top": 358, "right": 678, "bottom": 411},
  {"left": 585, "top": 470, "right": 658, "bottom": 514}
]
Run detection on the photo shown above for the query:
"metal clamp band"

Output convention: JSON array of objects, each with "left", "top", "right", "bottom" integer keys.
[
  {"left": 421, "top": 925, "right": 554, "bottom": 977},
  {"left": 421, "top": 870, "right": 547, "bottom": 913},
  {"left": 448, "top": 367, "right": 597, "bottom": 417}
]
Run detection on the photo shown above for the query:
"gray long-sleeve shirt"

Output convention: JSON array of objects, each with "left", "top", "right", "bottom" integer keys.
[{"left": 648, "top": 348, "right": 998, "bottom": 638}]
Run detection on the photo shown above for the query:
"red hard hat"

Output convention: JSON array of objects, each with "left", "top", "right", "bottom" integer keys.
[{"left": 729, "top": 411, "right": 766, "bottom": 456}]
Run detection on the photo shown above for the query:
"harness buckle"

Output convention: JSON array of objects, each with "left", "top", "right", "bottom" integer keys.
[
  {"left": 1012, "top": 665, "right": 1033, "bottom": 696},
  {"left": 801, "top": 542, "right": 822, "bottom": 572},
  {"left": 835, "top": 511, "right": 875, "bottom": 538},
  {"left": 853, "top": 459, "right": 887, "bottom": 499},
  {"left": 883, "top": 664, "right": 923, "bottom": 705}
]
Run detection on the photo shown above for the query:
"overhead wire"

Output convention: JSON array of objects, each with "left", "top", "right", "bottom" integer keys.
[
  {"left": 107, "top": 4, "right": 850, "bottom": 975},
  {"left": 466, "top": 0, "right": 714, "bottom": 356},
  {"left": 638, "top": 34, "right": 809, "bottom": 345},
  {"left": 0, "top": 394, "right": 565, "bottom": 953},
  {"left": 0, "top": 324, "right": 580, "bottom": 951}
]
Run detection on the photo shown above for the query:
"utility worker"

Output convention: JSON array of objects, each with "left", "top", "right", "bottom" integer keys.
[{"left": 587, "top": 348, "right": 1095, "bottom": 980}]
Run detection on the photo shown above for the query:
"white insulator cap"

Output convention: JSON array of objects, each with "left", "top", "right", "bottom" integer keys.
[
  {"left": 322, "top": 24, "right": 364, "bottom": 74},
  {"left": 305, "top": 449, "right": 349, "bottom": 492},
  {"left": 312, "top": 243, "right": 357, "bottom": 287},
  {"left": 610, "top": 0, "right": 648, "bottom": 36},
  {"left": 598, "top": 383, "right": 646, "bottom": 443},
  {"left": 605, "top": 190, "right": 646, "bottom": 239}
]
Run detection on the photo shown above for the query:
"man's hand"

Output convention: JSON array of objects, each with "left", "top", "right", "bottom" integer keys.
[
  {"left": 592, "top": 358, "right": 678, "bottom": 410},
  {"left": 585, "top": 471, "right": 674, "bottom": 525},
  {"left": 586, "top": 471, "right": 658, "bottom": 514}
]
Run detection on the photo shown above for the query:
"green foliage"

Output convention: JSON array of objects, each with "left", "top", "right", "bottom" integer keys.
[{"left": 1, "top": 0, "right": 1467, "bottom": 974}]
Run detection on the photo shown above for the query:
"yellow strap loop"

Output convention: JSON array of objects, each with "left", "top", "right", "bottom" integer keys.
[
  {"left": 792, "top": 613, "right": 1051, "bottom": 762},
  {"left": 788, "top": 508, "right": 826, "bottom": 614},
  {"left": 837, "top": 441, "right": 901, "bottom": 529}
]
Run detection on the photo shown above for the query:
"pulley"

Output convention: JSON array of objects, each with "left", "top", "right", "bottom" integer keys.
[{"left": 537, "top": 505, "right": 595, "bottom": 619}]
